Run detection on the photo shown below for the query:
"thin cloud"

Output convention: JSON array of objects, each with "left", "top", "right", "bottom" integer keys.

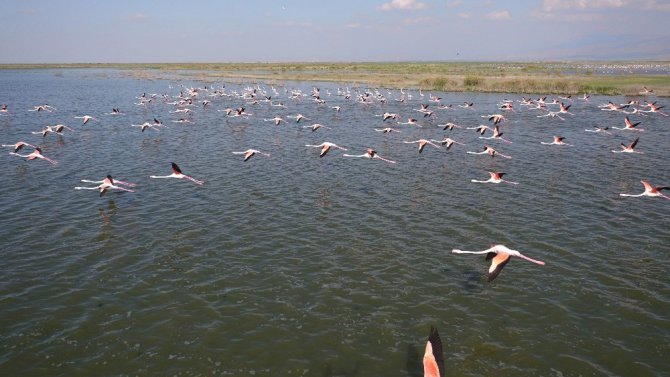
[
  {"left": 125, "top": 13, "right": 149, "bottom": 22},
  {"left": 458, "top": 12, "right": 471, "bottom": 19},
  {"left": 485, "top": 10, "right": 511, "bottom": 20},
  {"left": 379, "top": 0, "right": 427, "bottom": 11},
  {"left": 446, "top": 0, "right": 462, "bottom": 8},
  {"left": 542, "top": 0, "right": 625, "bottom": 12}
]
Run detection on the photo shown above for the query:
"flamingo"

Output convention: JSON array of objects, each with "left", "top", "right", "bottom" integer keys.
[
  {"left": 32, "top": 125, "right": 56, "bottom": 138},
  {"left": 452, "top": 244, "right": 545, "bottom": 282},
  {"left": 479, "top": 125, "right": 512, "bottom": 143},
  {"left": 423, "top": 326, "right": 444, "bottom": 377},
  {"left": 53, "top": 124, "right": 74, "bottom": 134},
  {"left": 232, "top": 149, "right": 271, "bottom": 161},
  {"left": 541, "top": 136, "right": 572, "bottom": 146},
  {"left": 471, "top": 171, "right": 518, "bottom": 185},
  {"left": 641, "top": 101, "right": 667, "bottom": 116},
  {"left": 131, "top": 122, "right": 160, "bottom": 132},
  {"left": 430, "top": 137, "right": 465, "bottom": 150},
  {"left": 9, "top": 147, "right": 57, "bottom": 164},
  {"left": 375, "top": 128, "right": 401, "bottom": 134},
  {"left": 612, "top": 137, "right": 642, "bottom": 154},
  {"left": 2, "top": 141, "right": 36, "bottom": 153},
  {"left": 620, "top": 180, "right": 669, "bottom": 199},
  {"left": 150, "top": 162, "right": 204, "bottom": 185},
  {"left": 75, "top": 115, "right": 97, "bottom": 125},
  {"left": 303, "top": 124, "right": 332, "bottom": 132},
  {"left": 0, "top": 104, "right": 8, "bottom": 114},
  {"left": 484, "top": 114, "right": 506, "bottom": 125},
  {"left": 403, "top": 139, "right": 441, "bottom": 153},
  {"left": 264, "top": 116, "right": 284, "bottom": 125},
  {"left": 466, "top": 125, "right": 492, "bottom": 135},
  {"left": 305, "top": 142, "right": 347, "bottom": 158},
  {"left": 585, "top": 126, "right": 612, "bottom": 135},
  {"left": 613, "top": 117, "right": 644, "bottom": 131},
  {"left": 466, "top": 146, "right": 511, "bottom": 159},
  {"left": 106, "top": 108, "right": 124, "bottom": 115},
  {"left": 287, "top": 114, "right": 310, "bottom": 123},
  {"left": 28, "top": 104, "right": 56, "bottom": 112},
  {"left": 397, "top": 118, "right": 422, "bottom": 127},
  {"left": 75, "top": 175, "right": 135, "bottom": 197},
  {"left": 343, "top": 148, "right": 395, "bottom": 163},
  {"left": 437, "top": 123, "right": 461, "bottom": 131}
]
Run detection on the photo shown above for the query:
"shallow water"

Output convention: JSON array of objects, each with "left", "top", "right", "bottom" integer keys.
[{"left": 1, "top": 69, "right": 669, "bottom": 376}]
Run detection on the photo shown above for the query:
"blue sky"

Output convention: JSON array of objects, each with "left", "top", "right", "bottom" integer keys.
[{"left": 1, "top": 0, "right": 669, "bottom": 63}]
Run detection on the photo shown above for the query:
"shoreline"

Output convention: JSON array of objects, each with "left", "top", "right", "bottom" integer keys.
[{"left": 2, "top": 62, "right": 669, "bottom": 96}]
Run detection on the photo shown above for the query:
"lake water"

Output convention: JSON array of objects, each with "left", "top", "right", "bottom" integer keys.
[{"left": 0, "top": 69, "right": 668, "bottom": 376}]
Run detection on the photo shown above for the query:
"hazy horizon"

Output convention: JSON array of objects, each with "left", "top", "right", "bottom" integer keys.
[{"left": 2, "top": 0, "right": 669, "bottom": 64}]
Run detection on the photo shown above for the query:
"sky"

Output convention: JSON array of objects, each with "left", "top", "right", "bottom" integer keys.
[{"left": 1, "top": 0, "right": 669, "bottom": 63}]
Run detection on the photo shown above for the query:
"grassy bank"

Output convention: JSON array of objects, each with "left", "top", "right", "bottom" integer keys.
[{"left": 2, "top": 62, "right": 669, "bottom": 96}]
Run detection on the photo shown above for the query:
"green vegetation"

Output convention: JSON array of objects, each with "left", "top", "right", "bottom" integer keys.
[{"left": 1, "top": 62, "right": 669, "bottom": 96}]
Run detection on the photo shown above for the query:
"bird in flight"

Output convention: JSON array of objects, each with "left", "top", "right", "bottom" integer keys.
[
  {"left": 150, "top": 162, "right": 204, "bottom": 185},
  {"left": 452, "top": 244, "right": 545, "bottom": 282},
  {"left": 343, "top": 148, "right": 396, "bottom": 163},
  {"left": 620, "top": 180, "right": 669, "bottom": 199},
  {"left": 232, "top": 149, "right": 271, "bottom": 161},
  {"left": 305, "top": 142, "right": 347, "bottom": 158}
]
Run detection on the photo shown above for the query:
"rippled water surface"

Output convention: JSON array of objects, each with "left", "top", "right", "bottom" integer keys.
[{"left": 1, "top": 69, "right": 669, "bottom": 376}]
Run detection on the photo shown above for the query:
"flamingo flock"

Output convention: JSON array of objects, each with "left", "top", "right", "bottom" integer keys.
[{"left": 2, "top": 75, "right": 668, "bottom": 376}]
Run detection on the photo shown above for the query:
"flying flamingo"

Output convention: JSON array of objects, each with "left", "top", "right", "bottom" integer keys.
[
  {"left": 2, "top": 141, "right": 36, "bottom": 153},
  {"left": 437, "top": 122, "right": 461, "bottom": 131},
  {"left": 0, "top": 104, "right": 8, "bottom": 114},
  {"left": 541, "top": 136, "right": 572, "bottom": 146},
  {"left": 305, "top": 142, "right": 347, "bottom": 158},
  {"left": 29, "top": 104, "right": 57, "bottom": 112},
  {"left": 131, "top": 122, "right": 160, "bottom": 132},
  {"left": 287, "top": 114, "right": 310, "bottom": 123},
  {"left": 479, "top": 125, "right": 512, "bottom": 143},
  {"left": 467, "top": 125, "right": 492, "bottom": 135},
  {"left": 484, "top": 114, "right": 506, "bottom": 125},
  {"left": 466, "top": 146, "right": 511, "bottom": 159},
  {"left": 53, "top": 124, "right": 74, "bottom": 134},
  {"left": 150, "top": 162, "right": 204, "bottom": 185},
  {"left": 9, "top": 147, "right": 57, "bottom": 164},
  {"left": 620, "top": 180, "right": 669, "bottom": 199},
  {"left": 264, "top": 116, "right": 284, "bottom": 125},
  {"left": 397, "top": 118, "right": 422, "bottom": 127},
  {"left": 612, "top": 117, "right": 644, "bottom": 131},
  {"left": 452, "top": 244, "right": 545, "bottom": 282},
  {"left": 303, "top": 124, "right": 332, "bottom": 132},
  {"left": 343, "top": 148, "right": 396, "bottom": 163},
  {"left": 430, "top": 137, "right": 465, "bottom": 150},
  {"left": 403, "top": 139, "right": 441, "bottom": 153},
  {"left": 32, "top": 125, "right": 56, "bottom": 137},
  {"left": 612, "top": 137, "right": 642, "bottom": 154},
  {"left": 641, "top": 102, "right": 667, "bottom": 116},
  {"left": 374, "top": 127, "right": 401, "bottom": 134},
  {"left": 471, "top": 171, "right": 519, "bottom": 185},
  {"left": 423, "top": 326, "right": 444, "bottom": 377},
  {"left": 75, "top": 175, "right": 135, "bottom": 196},
  {"left": 232, "top": 149, "right": 271, "bottom": 161},
  {"left": 75, "top": 115, "right": 97, "bottom": 125},
  {"left": 585, "top": 126, "right": 612, "bottom": 135}
]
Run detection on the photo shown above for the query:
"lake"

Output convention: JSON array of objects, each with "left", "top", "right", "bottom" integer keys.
[{"left": 1, "top": 69, "right": 668, "bottom": 376}]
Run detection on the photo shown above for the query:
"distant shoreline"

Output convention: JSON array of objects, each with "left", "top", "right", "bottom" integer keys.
[{"left": 2, "top": 62, "right": 669, "bottom": 96}]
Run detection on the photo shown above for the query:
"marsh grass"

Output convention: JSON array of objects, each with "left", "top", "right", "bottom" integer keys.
[{"left": 2, "top": 62, "right": 669, "bottom": 96}]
